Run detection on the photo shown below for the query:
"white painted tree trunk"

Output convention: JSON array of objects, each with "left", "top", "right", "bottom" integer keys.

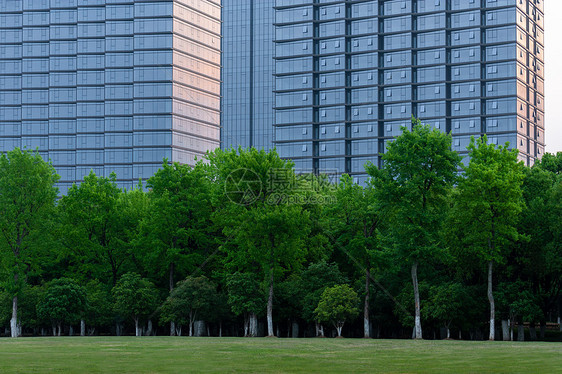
[
  {"left": 243, "top": 314, "right": 249, "bottom": 337},
  {"left": 267, "top": 271, "right": 274, "bottom": 337},
  {"left": 52, "top": 326, "right": 57, "bottom": 337},
  {"left": 10, "top": 295, "right": 18, "bottom": 338},
  {"left": 80, "top": 320, "right": 86, "bottom": 337},
  {"left": 501, "top": 320, "right": 509, "bottom": 341},
  {"left": 336, "top": 324, "right": 343, "bottom": 337},
  {"left": 446, "top": 328, "right": 450, "bottom": 339},
  {"left": 189, "top": 322, "right": 193, "bottom": 337},
  {"left": 194, "top": 321, "right": 205, "bottom": 337},
  {"left": 170, "top": 321, "right": 176, "bottom": 336},
  {"left": 291, "top": 322, "right": 299, "bottom": 338},
  {"left": 411, "top": 262, "right": 422, "bottom": 339},
  {"left": 488, "top": 261, "right": 495, "bottom": 341},
  {"left": 57, "top": 324, "right": 61, "bottom": 336},
  {"left": 529, "top": 324, "right": 537, "bottom": 340},
  {"left": 518, "top": 323, "right": 525, "bottom": 341},
  {"left": 147, "top": 320, "right": 153, "bottom": 336},
  {"left": 134, "top": 319, "right": 141, "bottom": 337},
  {"left": 249, "top": 313, "right": 258, "bottom": 337}
]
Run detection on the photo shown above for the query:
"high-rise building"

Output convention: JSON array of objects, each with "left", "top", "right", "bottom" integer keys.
[
  {"left": 273, "top": 0, "right": 545, "bottom": 183},
  {"left": 221, "top": 0, "right": 275, "bottom": 151},
  {"left": 0, "top": 0, "right": 221, "bottom": 193}
]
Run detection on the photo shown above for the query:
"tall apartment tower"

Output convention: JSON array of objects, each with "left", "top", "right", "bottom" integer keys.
[
  {"left": 274, "top": 0, "right": 545, "bottom": 183},
  {"left": 0, "top": 0, "right": 221, "bottom": 193},
  {"left": 221, "top": 0, "right": 275, "bottom": 151}
]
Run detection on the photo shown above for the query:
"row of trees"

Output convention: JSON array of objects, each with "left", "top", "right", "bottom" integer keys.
[{"left": 0, "top": 121, "right": 560, "bottom": 340}]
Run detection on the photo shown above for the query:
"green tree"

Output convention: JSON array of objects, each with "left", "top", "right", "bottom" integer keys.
[
  {"left": 496, "top": 280, "right": 542, "bottom": 341},
  {"left": 83, "top": 280, "right": 113, "bottom": 336},
  {"left": 315, "top": 284, "right": 360, "bottom": 337},
  {"left": 517, "top": 158, "right": 562, "bottom": 337},
  {"left": 450, "top": 136, "right": 525, "bottom": 340},
  {"left": 367, "top": 121, "right": 461, "bottom": 339},
  {"left": 0, "top": 148, "right": 59, "bottom": 337},
  {"left": 37, "top": 278, "right": 87, "bottom": 336},
  {"left": 112, "top": 273, "right": 158, "bottom": 337},
  {"left": 225, "top": 272, "right": 264, "bottom": 337},
  {"left": 140, "top": 161, "right": 214, "bottom": 335},
  {"left": 424, "top": 282, "right": 473, "bottom": 339},
  {"left": 58, "top": 171, "right": 128, "bottom": 286},
  {"left": 208, "top": 148, "right": 312, "bottom": 337},
  {"left": 327, "top": 174, "right": 383, "bottom": 338},
  {"left": 298, "top": 261, "right": 347, "bottom": 337},
  {"left": 160, "top": 276, "right": 217, "bottom": 336},
  {"left": 535, "top": 152, "right": 562, "bottom": 174}
]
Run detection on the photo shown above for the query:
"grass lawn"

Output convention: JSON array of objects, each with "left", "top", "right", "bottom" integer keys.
[{"left": 0, "top": 337, "right": 560, "bottom": 373}]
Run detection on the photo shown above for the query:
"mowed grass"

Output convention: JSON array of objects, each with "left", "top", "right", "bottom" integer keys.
[{"left": 0, "top": 337, "right": 560, "bottom": 373}]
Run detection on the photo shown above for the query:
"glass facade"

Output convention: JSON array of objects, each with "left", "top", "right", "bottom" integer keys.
[
  {"left": 0, "top": 0, "right": 221, "bottom": 194},
  {"left": 273, "top": 0, "right": 545, "bottom": 183},
  {"left": 221, "top": 0, "right": 275, "bottom": 151}
]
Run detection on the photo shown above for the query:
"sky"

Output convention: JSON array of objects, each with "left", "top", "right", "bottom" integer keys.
[{"left": 544, "top": 1, "right": 562, "bottom": 153}]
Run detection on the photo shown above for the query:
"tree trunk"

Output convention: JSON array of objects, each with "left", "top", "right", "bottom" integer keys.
[
  {"left": 116, "top": 323, "right": 122, "bottom": 337},
  {"left": 69, "top": 325, "right": 73, "bottom": 336},
  {"left": 487, "top": 260, "right": 495, "bottom": 341},
  {"left": 501, "top": 320, "right": 509, "bottom": 341},
  {"left": 539, "top": 320, "right": 546, "bottom": 340},
  {"left": 147, "top": 320, "right": 153, "bottom": 336},
  {"left": 243, "top": 314, "right": 249, "bottom": 337},
  {"left": 315, "top": 322, "right": 325, "bottom": 337},
  {"left": 10, "top": 295, "right": 18, "bottom": 338},
  {"left": 189, "top": 322, "right": 193, "bottom": 337},
  {"left": 52, "top": 325, "right": 56, "bottom": 337},
  {"left": 57, "top": 323, "right": 61, "bottom": 336},
  {"left": 517, "top": 322, "right": 525, "bottom": 341},
  {"left": 529, "top": 323, "right": 537, "bottom": 341},
  {"left": 411, "top": 262, "right": 422, "bottom": 339},
  {"left": 364, "top": 269, "right": 370, "bottom": 338},
  {"left": 219, "top": 321, "right": 222, "bottom": 338},
  {"left": 249, "top": 313, "right": 258, "bottom": 337},
  {"left": 135, "top": 318, "right": 141, "bottom": 337},
  {"left": 446, "top": 327, "right": 450, "bottom": 339},
  {"left": 336, "top": 324, "right": 343, "bottom": 337},
  {"left": 80, "top": 320, "right": 86, "bottom": 337},
  {"left": 292, "top": 322, "right": 299, "bottom": 338},
  {"left": 169, "top": 263, "right": 176, "bottom": 337},
  {"left": 267, "top": 269, "right": 274, "bottom": 337}
]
